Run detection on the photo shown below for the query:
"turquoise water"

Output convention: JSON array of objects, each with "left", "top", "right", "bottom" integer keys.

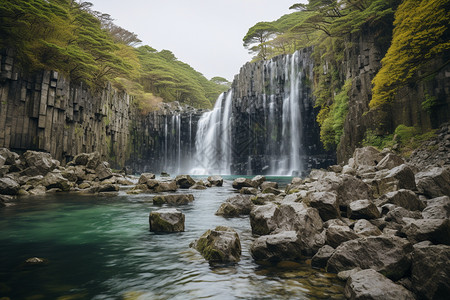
[{"left": 0, "top": 177, "right": 344, "bottom": 300}]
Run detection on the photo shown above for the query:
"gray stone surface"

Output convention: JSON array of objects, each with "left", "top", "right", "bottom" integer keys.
[{"left": 149, "top": 208, "right": 185, "bottom": 232}]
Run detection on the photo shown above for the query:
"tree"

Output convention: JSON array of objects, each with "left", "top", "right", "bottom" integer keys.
[{"left": 243, "top": 22, "right": 279, "bottom": 60}]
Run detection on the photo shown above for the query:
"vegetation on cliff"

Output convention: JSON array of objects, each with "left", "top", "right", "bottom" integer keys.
[{"left": 0, "top": 0, "right": 228, "bottom": 109}]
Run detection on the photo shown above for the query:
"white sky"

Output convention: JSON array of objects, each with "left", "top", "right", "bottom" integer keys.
[{"left": 88, "top": 0, "right": 305, "bottom": 81}]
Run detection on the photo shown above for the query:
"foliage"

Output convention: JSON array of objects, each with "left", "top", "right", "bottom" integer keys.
[
  {"left": 370, "top": 0, "right": 450, "bottom": 111},
  {"left": 362, "top": 130, "right": 395, "bottom": 150},
  {"left": 421, "top": 91, "right": 438, "bottom": 114}
]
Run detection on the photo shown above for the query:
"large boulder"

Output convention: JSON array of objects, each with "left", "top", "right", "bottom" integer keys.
[
  {"left": 216, "top": 195, "right": 253, "bottom": 217},
  {"left": 400, "top": 218, "right": 450, "bottom": 245},
  {"left": 415, "top": 166, "right": 450, "bottom": 198},
  {"left": 344, "top": 269, "right": 415, "bottom": 300},
  {"left": 95, "top": 161, "right": 113, "bottom": 181},
  {"left": 154, "top": 181, "right": 178, "bottom": 193},
  {"left": 385, "top": 164, "right": 417, "bottom": 191},
  {"left": 250, "top": 231, "right": 303, "bottom": 262},
  {"left": 376, "top": 153, "right": 405, "bottom": 170},
  {"left": 153, "top": 194, "right": 194, "bottom": 205},
  {"left": 41, "top": 172, "right": 71, "bottom": 191},
  {"left": 207, "top": 175, "right": 223, "bottom": 186},
  {"left": 138, "top": 173, "right": 156, "bottom": 185},
  {"left": 325, "top": 225, "right": 359, "bottom": 248},
  {"left": 378, "top": 189, "right": 424, "bottom": 211},
  {"left": 240, "top": 187, "right": 258, "bottom": 195},
  {"left": 250, "top": 203, "right": 280, "bottom": 235},
  {"left": 326, "top": 236, "right": 413, "bottom": 280},
  {"left": 251, "top": 175, "right": 266, "bottom": 187},
  {"left": 336, "top": 175, "right": 372, "bottom": 208},
  {"left": 308, "top": 191, "right": 340, "bottom": 221},
  {"left": 422, "top": 196, "right": 450, "bottom": 219},
  {"left": 21, "top": 150, "right": 58, "bottom": 176},
  {"left": 232, "top": 177, "right": 255, "bottom": 190},
  {"left": 348, "top": 200, "right": 380, "bottom": 219},
  {"left": 311, "top": 245, "right": 335, "bottom": 269},
  {"left": 175, "top": 175, "right": 196, "bottom": 189},
  {"left": 0, "top": 148, "right": 19, "bottom": 165},
  {"left": 149, "top": 208, "right": 185, "bottom": 232},
  {"left": 72, "top": 152, "right": 101, "bottom": 169},
  {"left": 190, "top": 226, "right": 241, "bottom": 264},
  {"left": 353, "top": 219, "right": 382, "bottom": 237},
  {"left": 410, "top": 242, "right": 450, "bottom": 299},
  {"left": 260, "top": 181, "right": 278, "bottom": 191},
  {"left": 353, "top": 147, "right": 384, "bottom": 169},
  {"left": 0, "top": 177, "right": 20, "bottom": 195}
]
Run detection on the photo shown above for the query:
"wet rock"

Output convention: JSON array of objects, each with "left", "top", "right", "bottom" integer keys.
[
  {"left": 378, "top": 189, "right": 424, "bottom": 211},
  {"left": 216, "top": 195, "right": 253, "bottom": 217},
  {"left": 95, "top": 161, "right": 113, "bottom": 181},
  {"left": 160, "top": 172, "right": 170, "bottom": 177},
  {"left": 207, "top": 176, "right": 223, "bottom": 186},
  {"left": 422, "top": 196, "right": 450, "bottom": 219},
  {"left": 250, "top": 203, "right": 280, "bottom": 235},
  {"left": 240, "top": 187, "right": 258, "bottom": 195},
  {"left": 400, "top": 218, "right": 450, "bottom": 245},
  {"left": 232, "top": 177, "right": 255, "bottom": 190},
  {"left": 149, "top": 208, "right": 185, "bottom": 232},
  {"left": 21, "top": 150, "right": 58, "bottom": 176},
  {"left": 175, "top": 175, "right": 196, "bottom": 189},
  {"left": 416, "top": 166, "right": 450, "bottom": 198},
  {"left": 348, "top": 199, "right": 380, "bottom": 219},
  {"left": 190, "top": 226, "right": 241, "bottom": 263},
  {"left": 327, "top": 236, "right": 413, "bottom": 280},
  {"left": 251, "top": 193, "right": 276, "bottom": 205},
  {"left": 0, "top": 194, "right": 15, "bottom": 207},
  {"left": 411, "top": 242, "right": 450, "bottom": 299},
  {"left": 250, "top": 231, "right": 303, "bottom": 262},
  {"left": 344, "top": 269, "right": 415, "bottom": 300},
  {"left": 353, "top": 147, "right": 384, "bottom": 169},
  {"left": 41, "top": 172, "right": 71, "bottom": 191},
  {"left": 154, "top": 181, "right": 178, "bottom": 193},
  {"left": 138, "top": 173, "right": 156, "bottom": 185},
  {"left": 376, "top": 153, "right": 405, "bottom": 170},
  {"left": 308, "top": 191, "right": 340, "bottom": 221},
  {"left": 153, "top": 194, "right": 194, "bottom": 205},
  {"left": 311, "top": 245, "right": 335, "bottom": 269},
  {"left": 25, "top": 257, "right": 47, "bottom": 265},
  {"left": 325, "top": 225, "right": 359, "bottom": 248},
  {"left": 0, "top": 177, "right": 20, "bottom": 195},
  {"left": 96, "top": 184, "right": 119, "bottom": 193},
  {"left": 189, "top": 183, "right": 207, "bottom": 190},
  {"left": 28, "top": 185, "right": 46, "bottom": 195},
  {"left": 353, "top": 219, "right": 382, "bottom": 237},
  {"left": 251, "top": 175, "right": 266, "bottom": 187}
]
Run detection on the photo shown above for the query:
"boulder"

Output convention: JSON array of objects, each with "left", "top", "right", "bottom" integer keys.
[
  {"left": 327, "top": 236, "right": 413, "bottom": 280},
  {"left": 215, "top": 195, "right": 253, "bottom": 217},
  {"left": 154, "top": 181, "right": 178, "bottom": 193},
  {"left": 378, "top": 189, "right": 424, "bottom": 211},
  {"left": 336, "top": 175, "right": 371, "bottom": 208},
  {"left": 250, "top": 231, "right": 303, "bottom": 262},
  {"left": 353, "top": 147, "right": 384, "bottom": 168},
  {"left": 95, "top": 161, "right": 113, "bottom": 181},
  {"left": 251, "top": 175, "right": 266, "bottom": 187},
  {"left": 325, "top": 225, "right": 359, "bottom": 248},
  {"left": 384, "top": 206, "right": 422, "bottom": 225},
  {"left": 353, "top": 219, "right": 382, "bottom": 237},
  {"left": 175, "top": 175, "right": 195, "bottom": 189},
  {"left": 21, "top": 150, "right": 58, "bottom": 176},
  {"left": 376, "top": 153, "right": 405, "bottom": 170},
  {"left": 138, "top": 173, "right": 156, "bottom": 185},
  {"left": 189, "top": 183, "right": 207, "bottom": 190},
  {"left": 416, "top": 166, "right": 450, "bottom": 198},
  {"left": 0, "top": 194, "right": 14, "bottom": 207},
  {"left": 153, "top": 194, "right": 194, "bottom": 205},
  {"left": 240, "top": 187, "right": 258, "bottom": 195},
  {"left": 411, "top": 242, "right": 450, "bottom": 299},
  {"left": 190, "top": 226, "right": 241, "bottom": 263},
  {"left": 262, "top": 187, "right": 283, "bottom": 195},
  {"left": 72, "top": 152, "right": 101, "bottom": 169},
  {"left": 97, "top": 184, "right": 119, "bottom": 193},
  {"left": 0, "top": 148, "right": 19, "bottom": 165},
  {"left": 28, "top": 185, "right": 46, "bottom": 195},
  {"left": 160, "top": 172, "right": 170, "bottom": 177},
  {"left": 400, "top": 218, "right": 450, "bottom": 245},
  {"left": 385, "top": 164, "right": 417, "bottom": 191},
  {"left": 422, "top": 196, "right": 450, "bottom": 219},
  {"left": 308, "top": 191, "right": 340, "bottom": 221},
  {"left": 232, "top": 177, "right": 255, "bottom": 190},
  {"left": 149, "top": 208, "right": 185, "bottom": 232},
  {"left": 250, "top": 203, "right": 281, "bottom": 235},
  {"left": 0, "top": 177, "right": 20, "bottom": 195},
  {"left": 41, "top": 172, "right": 71, "bottom": 191},
  {"left": 344, "top": 269, "right": 415, "bottom": 300},
  {"left": 207, "top": 175, "right": 223, "bottom": 186},
  {"left": 260, "top": 181, "right": 279, "bottom": 191},
  {"left": 311, "top": 245, "right": 335, "bottom": 269},
  {"left": 251, "top": 193, "right": 276, "bottom": 205},
  {"left": 348, "top": 200, "right": 380, "bottom": 219},
  {"left": 342, "top": 165, "right": 356, "bottom": 176}
]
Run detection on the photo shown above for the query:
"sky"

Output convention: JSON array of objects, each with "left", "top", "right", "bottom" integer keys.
[{"left": 88, "top": 0, "right": 305, "bottom": 81}]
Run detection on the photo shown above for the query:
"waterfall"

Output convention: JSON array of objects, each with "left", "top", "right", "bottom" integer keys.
[{"left": 191, "top": 91, "right": 233, "bottom": 175}]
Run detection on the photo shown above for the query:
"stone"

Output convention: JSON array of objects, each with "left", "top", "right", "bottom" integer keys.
[
  {"left": 385, "top": 164, "right": 417, "bottom": 191},
  {"left": 21, "top": 150, "right": 58, "bottom": 176},
  {"left": 232, "top": 177, "right": 255, "bottom": 190},
  {"left": 353, "top": 147, "right": 384, "bottom": 168},
  {"left": 260, "top": 181, "right": 278, "bottom": 191},
  {"left": 215, "top": 195, "right": 253, "bottom": 217},
  {"left": 344, "top": 269, "right": 415, "bottom": 300},
  {"left": 384, "top": 206, "right": 422, "bottom": 225},
  {"left": 311, "top": 245, "right": 335, "bottom": 269},
  {"left": 160, "top": 172, "right": 170, "bottom": 177},
  {"left": 342, "top": 165, "right": 356, "bottom": 176},
  {"left": 308, "top": 191, "right": 340, "bottom": 221},
  {"left": 190, "top": 226, "right": 241, "bottom": 264},
  {"left": 25, "top": 257, "right": 47, "bottom": 265},
  {"left": 95, "top": 161, "right": 113, "bottom": 181},
  {"left": 28, "top": 185, "right": 46, "bottom": 195},
  {"left": 348, "top": 200, "right": 380, "bottom": 219},
  {"left": 336, "top": 175, "right": 371, "bottom": 208},
  {"left": 149, "top": 208, "right": 185, "bottom": 232},
  {"left": 327, "top": 236, "right": 413, "bottom": 280},
  {"left": 175, "top": 175, "right": 195, "bottom": 189},
  {"left": 138, "top": 173, "right": 156, "bottom": 185},
  {"left": 153, "top": 194, "right": 194, "bottom": 205},
  {"left": 251, "top": 175, "right": 266, "bottom": 187},
  {"left": 0, "top": 194, "right": 14, "bottom": 207},
  {"left": 422, "top": 196, "right": 450, "bottom": 219},
  {"left": 250, "top": 203, "right": 281, "bottom": 235},
  {"left": 337, "top": 267, "right": 362, "bottom": 281},
  {"left": 416, "top": 166, "right": 450, "bottom": 198},
  {"left": 325, "top": 225, "right": 359, "bottom": 248},
  {"left": 250, "top": 231, "right": 303, "bottom": 262},
  {"left": 378, "top": 189, "right": 424, "bottom": 211},
  {"left": 189, "top": 184, "right": 207, "bottom": 190},
  {"left": 376, "top": 153, "right": 405, "bottom": 170},
  {"left": 411, "top": 243, "right": 450, "bottom": 299},
  {"left": 251, "top": 193, "right": 276, "bottom": 205},
  {"left": 78, "top": 182, "right": 91, "bottom": 189},
  {"left": 240, "top": 187, "right": 258, "bottom": 195},
  {"left": 97, "top": 184, "right": 119, "bottom": 193},
  {"left": 207, "top": 175, "right": 223, "bottom": 186},
  {"left": 72, "top": 152, "right": 101, "bottom": 169},
  {"left": 41, "top": 172, "right": 71, "bottom": 191},
  {"left": 154, "top": 181, "right": 178, "bottom": 193},
  {"left": 400, "top": 218, "right": 450, "bottom": 245},
  {"left": 0, "top": 177, "right": 20, "bottom": 195},
  {"left": 353, "top": 219, "right": 382, "bottom": 237}
]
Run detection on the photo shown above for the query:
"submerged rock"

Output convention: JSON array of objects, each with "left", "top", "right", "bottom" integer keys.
[
  {"left": 175, "top": 175, "right": 195, "bottom": 189},
  {"left": 250, "top": 231, "right": 303, "bottom": 262},
  {"left": 149, "top": 208, "right": 185, "bottom": 232},
  {"left": 0, "top": 177, "right": 20, "bottom": 195},
  {"left": 216, "top": 195, "right": 253, "bottom": 217},
  {"left": 207, "top": 175, "right": 223, "bottom": 186},
  {"left": 153, "top": 194, "right": 194, "bottom": 205}
]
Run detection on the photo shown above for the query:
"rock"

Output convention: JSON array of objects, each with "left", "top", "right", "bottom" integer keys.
[
  {"left": 95, "top": 161, "right": 113, "bottom": 181},
  {"left": 160, "top": 172, "right": 170, "bottom": 177},
  {"left": 189, "top": 183, "right": 207, "bottom": 190},
  {"left": 251, "top": 193, "right": 276, "bottom": 205},
  {"left": 78, "top": 182, "right": 91, "bottom": 189},
  {"left": 207, "top": 175, "right": 223, "bottom": 186},
  {"left": 149, "top": 208, "right": 185, "bottom": 232},
  {"left": 410, "top": 243, "right": 450, "bottom": 299},
  {"left": 378, "top": 189, "right": 424, "bottom": 211},
  {"left": 385, "top": 164, "right": 417, "bottom": 191},
  {"left": 250, "top": 203, "right": 281, "bottom": 235},
  {"left": 28, "top": 185, "right": 46, "bottom": 195},
  {"left": 190, "top": 226, "right": 241, "bottom": 263},
  {"left": 416, "top": 166, "right": 450, "bottom": 198},
  {"left": 337, "top": 267, "right": 363, "bottom": 281},
  {"left": 353, "top": 219, "right": 382, "bottom": 237},
  {"left": 376, "top": 153, "right": 405, "bottom": 170},
  {"left": 325, "top": 225, "right": 359, "bottom": 248},
  {"left": 262, "top": 187, "right": 283, "bottom": 195},
  {"left": 116, "top": 177, "right": 133, "bottom": 185},
  {"left": 250, "top": 231, "right": 303, "bottom": 262},
  {"left": 327, "top": 236, "right": 413, "bottom": 280},
  {"left": 311, "top": 245, "right": 335, "bottom": 269},
  {"left": 342, "top": 165, "right": 356, "bottom": 176},
  {"left": 251, "top": 175, "right": 266, "bottom": 187},
  {"left": 41, "top": 172, "right": 71, "bottom": 191},
  {"left": 153, "top": 194, "right": 194, "bottom": 205},
  {"left": 400, "top": 218, "right": 450, "bottom": 245},
  {"left": 308, "top": 191, "right": 340, "bottom": 221},
  {"left": 232, "top": 177, "right": 255, "bottom": 190},
  {"left": 216, "top": 195, "right": 253, "bottom": 217},
  {"left": 175, "top": 175, "right": 195, "bottom": 189},
  {"left": 384, "top": 206, "right": 422, "bottom": 225},
  {"left": 422, "top": 196, "right": 450, "bottom": 219},
  {"left": 25, "top": 257, "right": 47, "bottom": 265},
  {"left": 21, "top": 150, "right": 58, "bottom": 176},
  {"left": 353, "top": 147, "right": 384, "bottom": 168},
  {"left": 72, "top": 152, "right": 101, "bottom": 169},
  {"left": 0, "top": 177, "right": 20, "bottom": 195},
  {"left": 336, "top": 175, "right": 371, "bottom": 208},
  {"left": 344, "top": 269, "right": 415, "bottom": 300},
  {"left": 154, "top": 181, "right": 178, "bottom": 193},
  {"left": 0, "top": 148, "right": 19, "bottom": 165},
  {"left": 240, "top": 187, "right": 258, "bottom": 195},
  {"left": 0, "top": 194, "right": 14, "bottom": 207},
  {"left": 97, "top": 184, "right": 119, "bottom": 193},
  {"left": 138, "top": 173, "right": 156, "bottom": 185},
  {"left": 348, "top": 200, "right": 380, "bottom": 219}
]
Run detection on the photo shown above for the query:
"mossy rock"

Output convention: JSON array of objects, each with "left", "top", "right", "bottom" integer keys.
[{"left": 191, "top": 226, "right": 241, "bottom": 263}]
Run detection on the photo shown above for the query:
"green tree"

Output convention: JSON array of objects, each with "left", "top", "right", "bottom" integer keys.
[{"left": 243, "top": 22, "right": 279, "bottom": 60}]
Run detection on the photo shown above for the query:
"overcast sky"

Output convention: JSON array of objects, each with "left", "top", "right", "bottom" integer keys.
[{"left": 89, "top": 0, "right": 305, "bottom": 81}]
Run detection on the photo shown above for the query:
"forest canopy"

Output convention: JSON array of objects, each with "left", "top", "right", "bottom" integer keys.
[{"left": 0, "top": 0, "right": 228, "bottom": 109}]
